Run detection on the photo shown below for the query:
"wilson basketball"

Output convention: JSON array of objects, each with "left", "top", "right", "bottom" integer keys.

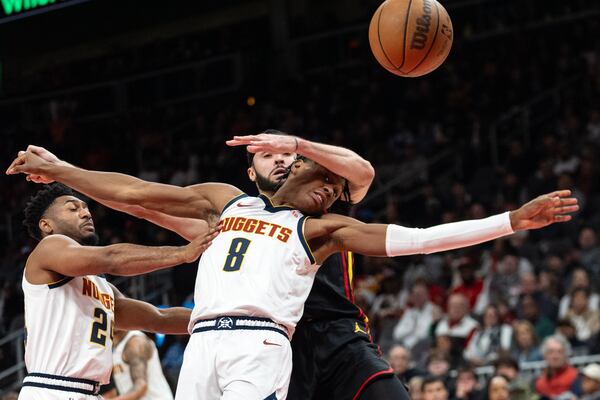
[{"left": 369, "top": 0, "right": 453, "bottom": 77}]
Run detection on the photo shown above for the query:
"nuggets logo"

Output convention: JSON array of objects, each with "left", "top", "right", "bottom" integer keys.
[
  {"left": 82, "top": 278, "right": 114, "bottom": 311},
  {"left": 221, "top": 217, "right": 292, "bottom": 243}
]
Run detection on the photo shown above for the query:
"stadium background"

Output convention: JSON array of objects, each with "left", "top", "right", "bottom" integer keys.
[{"left": 0, "top": 0, "right": 599, "bottom": 398}]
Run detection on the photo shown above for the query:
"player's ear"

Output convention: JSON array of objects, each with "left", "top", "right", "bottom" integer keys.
[
  {"left": 247, "top": 166, "right": 256, "bottom": 182},
  {"left": 39, "top": 218, "right": 53, "bottom": 236}
]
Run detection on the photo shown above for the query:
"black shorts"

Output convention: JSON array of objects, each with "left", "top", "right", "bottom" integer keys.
[{"left": 288, "top": 317, "right": 394, "bottom": 400}]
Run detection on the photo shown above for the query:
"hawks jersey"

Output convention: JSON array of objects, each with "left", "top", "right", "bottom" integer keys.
[
  {"left": 189, "top": 194, "right": 319, "bottom": 335},
  {"left": 113, "top": 331, "right": 173, "bottom": 400},
  {"left": 22, "top": 272, "right": 115, "bottom": 384}
]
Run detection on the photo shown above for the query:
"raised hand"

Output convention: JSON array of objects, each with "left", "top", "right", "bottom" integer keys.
[
  {"left": 226, "top": 133, "right": 299, "bottom": 154},
  {"left": 180, "top": 225, "right": 221, "bottom": 263},
  {"left": 22, "top": 145, "right": 65, "bottom": 183},
  {"left": 509, "top": 190, "right": 579, "bottom": 231},
  {"left": 5, "top": 150, "right": 51, "bottom": 178}
]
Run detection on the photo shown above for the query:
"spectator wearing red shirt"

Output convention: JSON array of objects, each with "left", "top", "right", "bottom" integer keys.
[
  {"left": 450, "top": 257, "right": 486, "bottom": 314},
  {"left": 535, "top": 335, "right": 581, "bottom": 398}
]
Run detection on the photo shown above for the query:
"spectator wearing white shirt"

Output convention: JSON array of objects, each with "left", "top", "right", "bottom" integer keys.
[
  {"left": 463, "top": 304, "right": 512, "bottom": 366},
  {"left": 393, "top": 282, "right": 440, "bottom": 350},
  {"left": 435, "top": 293, "right": 479, "bottom": 346}
]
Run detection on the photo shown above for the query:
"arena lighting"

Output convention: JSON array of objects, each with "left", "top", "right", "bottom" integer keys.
[{"left": 0, "top": 0, "right": 90, "bottom": 24}]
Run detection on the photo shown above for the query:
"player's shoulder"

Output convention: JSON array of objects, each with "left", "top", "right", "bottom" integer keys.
[{"left": 33, "top": 234, "right": 79, "bottom": 255}]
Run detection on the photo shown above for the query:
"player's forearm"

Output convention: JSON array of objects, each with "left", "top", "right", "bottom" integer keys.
[
  {"left": 297, "top": 138, "right": 374, "bottom": 202},
  {"left": 155, "top": 307, "right": 192, "bottom": 334},
  {"left": 385, "top": 212, "right": 514, "bottom": 256},
  {"left": 99, "top": 199, "right": 207, "bottom": 241},
  {"left": 42, "top": 163, "right": 148, "bottom": 205},
  {"left": 101, "top": 243, "right": 187, "bottom": 276}
]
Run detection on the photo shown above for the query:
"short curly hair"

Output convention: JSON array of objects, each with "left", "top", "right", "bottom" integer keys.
[{"left": 23, "top": 183, "right": 76, "bottom": 241}]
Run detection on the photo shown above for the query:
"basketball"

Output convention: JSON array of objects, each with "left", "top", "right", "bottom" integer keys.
[{"left": 369, "top": 0, "right": 454, "bottom": 77}]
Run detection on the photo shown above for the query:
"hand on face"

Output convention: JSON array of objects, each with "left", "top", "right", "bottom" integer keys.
[{"left": 226, "top": 133, "right": 298, "bottom": 154}]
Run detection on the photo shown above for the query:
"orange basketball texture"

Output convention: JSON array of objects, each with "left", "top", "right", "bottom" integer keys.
[{"left": 369, "top": 0, "right": 453, "bottom": 77}]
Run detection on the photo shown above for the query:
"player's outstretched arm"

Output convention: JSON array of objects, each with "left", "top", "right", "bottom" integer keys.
[
  {"left": 15, "top": 145, "right": 209, "bottom": 239},
  {"left": 114, "top": 296, "right": 190, "bottom": 334},
  {"left": 28, "top": 227, "right": 219, "bottom": 278},
  {"left": 6, "top": 149, "right": 241, "bottom": 219},
  {"left": 227, "top": 132, "right": 375, "bottom": 203},
  {"left": 308, "top": 190, "right": 578, "bottom": 262}
]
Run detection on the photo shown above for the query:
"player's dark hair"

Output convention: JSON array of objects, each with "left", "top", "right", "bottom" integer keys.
[
  {"left": 246, "top": 129, "right": 288, "bottom": 167},
  {"left": 23, "top": 183, "right": 76, "bottom": 241},
  {"left": 421, "top": 376, "right": 446, "bottom": 392}
]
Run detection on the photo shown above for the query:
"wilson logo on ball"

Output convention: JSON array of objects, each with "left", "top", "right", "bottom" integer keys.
[{"left": 411, "top": 0, "right": 433, "bottom": 50}]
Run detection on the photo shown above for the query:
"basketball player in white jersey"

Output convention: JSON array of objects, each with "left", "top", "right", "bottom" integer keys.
[
  {"left": 14, "top": 183, "right": 217, "bottom": 400},
  {"left": 112, "top": 329, "right": 173, "bottom": 400},
  {"left": 8, "top": 148, "right": 578, "bottom": 400}
]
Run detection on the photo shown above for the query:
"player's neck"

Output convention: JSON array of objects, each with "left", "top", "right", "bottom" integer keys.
[{"left": 270, "top": 188, "right": 297, "bottom": 208}]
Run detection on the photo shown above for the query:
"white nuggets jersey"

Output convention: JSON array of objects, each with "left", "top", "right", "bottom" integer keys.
[
  {"left": 22, "top": 273, "right": 115, "bottom": 384},
  {"left": 189, "top": 194, "right": 319, "bottom": 335},
  {"left": 113, "top": 331, "right": 173, "bottom": 400}
]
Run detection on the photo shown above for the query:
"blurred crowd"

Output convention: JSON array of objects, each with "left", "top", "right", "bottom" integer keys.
[{"left": 1, "top": 0, "right": 600, "bottom": 398}]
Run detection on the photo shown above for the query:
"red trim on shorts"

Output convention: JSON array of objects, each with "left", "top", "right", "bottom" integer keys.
[{"left": 352, "top": 368, "right": 395, "bottom": 400}]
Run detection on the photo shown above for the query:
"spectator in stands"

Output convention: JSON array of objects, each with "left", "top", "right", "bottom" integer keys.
[
  {"left": 451, "top": 366, "right": 481, "bottom": 400},
  {"left": 425, "top": 350, "right": 451, "bottom": 381},
  {"left": 580, "top": 364, "right": 600, "bottom": 400},
  {"left": 388, "top": 344, "right": 423, "bottom": 384},
  {"left": 559, "top": 268, "right": 600, "bottom": 319},
  {"left": 482, "top": 375, "right": 510, "bottom": 400},
  {"left": 517, "top": 271, "right": 558, "bottom": 320},
  {"left": 578, "top": 227, "right": 600, "bottom": 284},
  {"left": 450, "top": 256, "right": 487, "bottom": 315},
  {"left": 393, "top": 282, "right": 440, "bottom": 350},
  {"left": 464, "top": 304, "right": 512, "bottom": 366},
  {"left": 511, "top": 320, "right": 543, "bottom": 363},
  {"left": 422, "top": 376, "right": 449, "bottom": 400},
  {"left": 489, "top": 245, "right": 533, "bottom": 308},
  {"left": 520, "top": 294, "right": 555, "bottom": 340},
  {"left": 555, "top": 319, "right": 589, "bottom": 355},
  {"left": 535, "top": 335, "right": 581, "bottom": 398},
  {"left": 408, "top": 376, "right": 425, "bottom": 400},
  {"left": 435, "top": 293, "right": 479, "bottom": 347},
  {"left": 563, "top": 288, "right": 600, "bottom": 342},
  {"left": 493, "top": 356, "right": 539, "bottom": 400}
]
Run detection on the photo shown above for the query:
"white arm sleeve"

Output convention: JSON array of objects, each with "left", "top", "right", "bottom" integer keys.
[{"left": 385, "top": 212, "right": 514, "bottom": 256}]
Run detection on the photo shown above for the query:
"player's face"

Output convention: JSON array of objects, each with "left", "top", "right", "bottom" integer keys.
[
  {"left": 248, "top": 151, "right": 297, "bottom": 193},
  {"left": 44, "top": 196, "right": 99, "bottom": 245},
  {"left": 287, "top": 161, "right": 345, "bottom": 215}
]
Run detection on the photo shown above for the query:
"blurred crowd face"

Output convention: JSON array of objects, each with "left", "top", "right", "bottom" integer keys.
[
  {"left": 500, "top": 254, "right": 519, "bottom": 275},
  {"left": 423, "top": 381, "right": 449, "bottom": 400},
  {"left": 571, "top": 268, "right": 590, "bottom": 290},
  {"left": 543, "top": 338, "right": 568, "bottom": 369},
  {"left": 456, "top": 371, "right": 478, "bottom": 396},
  {"left": 514, "top": 321, "right": 536, "bottom": 350},
  {"left": 447, "top": 294, "right": 469, "bottom": 321},
  {"left": 495, "top": 364, "right": 518, "bottom": 381},
  {"left": 579, "top": 228, "right": 597, "bottom": 250},
  {"left": 389, "top": 345, "right": 410, "bottom": 375},
  {"left": 412, "top": 284, "right": 429, "bottom": 308},
  {"left": 408, "top": 377, "right": 424, "bottom": 400},
  {"left": 520, "top": 272, "right": 538, "bottom": 295},
  {"left": 582, "top": 375, "right": 600, "bottom": 395},
  {"left": 521, "top": 296, "right": 539, "bottom": 321},
  {"left": 428, "top": 354, "right": 450, "bottom": 377},
  {"left": 488, "top": 376, "right": 510, "bottom": 400},
  {"left": 571, "top": 289, "right": 589, "bottom": 314},
  {"left": 483, "top": 306, "right": 500, "bottom": 329}
]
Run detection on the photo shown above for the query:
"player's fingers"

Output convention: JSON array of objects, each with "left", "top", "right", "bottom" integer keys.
[
  {"left": 554, "top": 205, "right": 579, "bottom": 214},
  {"left": 5, "top": 155, "right": 26, "bottom": 174},
  {"left": 558, "top": 197, "right": 578, "bottom": 206},
  {"left": 554, "top": 215, "right": 572, "bottom": 222},
  {"left": 233, "top": 135, "right": 259, "bottom": 141},
  {"left": 225, "top": 139, "right": 245, "bottom": 147},
  {"left": 547, "top": 189, "right": 572, "bottom": 198},
  {"left": 18, "top": 150, "right": 25, "bottom": 156},
  {"left": 246, "top": 145, "right": 265, "bottom": 153}
]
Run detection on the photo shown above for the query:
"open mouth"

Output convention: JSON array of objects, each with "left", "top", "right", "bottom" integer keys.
[
  {"left": 271, "top": 167, "right": 287, "bottom": 179},
  {"left": 310, "top": 191, "right": 326, "bottom": 208}
]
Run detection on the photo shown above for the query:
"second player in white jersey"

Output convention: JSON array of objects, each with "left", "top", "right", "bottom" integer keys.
[
  {"left": 113, "top": 331, "right": 174, "bottom": 400},
  {"left": 189, "top": 194, "right": 318, "bottom": 334},
  {"left": 177, "top": 194, "right": 317, "bottom": 400},
  {"left": 21, "top": 274, "right": 114, "bottom": 399}
]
